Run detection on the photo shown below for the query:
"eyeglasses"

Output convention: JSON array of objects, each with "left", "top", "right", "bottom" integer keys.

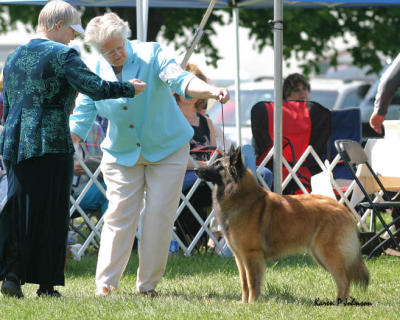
[
  {"left": 69, "top": 27, "right": 79, "bottom": 37},
  {"left": 101, "top": 42, "right": 126, "bottom": 58}
]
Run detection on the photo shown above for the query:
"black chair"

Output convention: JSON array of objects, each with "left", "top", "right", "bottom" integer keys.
[{"left": 335, "top": 139, "right": 400, "bottom": 259}]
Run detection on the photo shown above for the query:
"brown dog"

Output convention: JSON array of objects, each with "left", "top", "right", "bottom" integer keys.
[{"left": 195, "top": 146, "right": 369, "bottom": 303}]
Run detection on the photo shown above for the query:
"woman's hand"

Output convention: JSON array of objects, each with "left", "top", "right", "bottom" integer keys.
[
  {"left": 369, "top": 111, "right": 385, "bottom": 134},
  {"left": 129, "top": 79, "right": 147, "bottom": 95},
  {"left": 214, "top": 88, "right": 230, "bottom": 104}
]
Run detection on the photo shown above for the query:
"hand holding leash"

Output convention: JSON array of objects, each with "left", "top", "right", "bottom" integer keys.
[{"left": 215, "top": 88, "right": 230, "bottom": 104}]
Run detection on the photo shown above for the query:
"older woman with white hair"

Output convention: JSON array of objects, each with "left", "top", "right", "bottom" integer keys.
[
  {"left": 69, "top": 12, "right": 230, "bottom": 297},
  {"left": 0, "top": 0, "right": 145, "bottom": 298}
]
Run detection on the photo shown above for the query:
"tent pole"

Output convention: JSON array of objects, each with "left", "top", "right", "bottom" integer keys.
[
  {"left": 233, "top": 7, "right": 242, "bottom": 146},
  {"left": 180, "top": 0, "right": 217, "bottom": 67},
  {"left": 136, "top": 0, "right": 149, "bottom": 41},
  {"left": 273, "top": 0, "right": 283, "bottom": 194},
  {"left": 143, "top": 0, "right": 148, "bottom": 41},
  {"left": 135, "top": 0, "right": 149, "bottom": 250}
]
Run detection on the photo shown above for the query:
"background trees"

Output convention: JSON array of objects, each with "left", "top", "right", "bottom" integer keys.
[{"left": 1, "top": 5, "right": 400, "bottom": 75}]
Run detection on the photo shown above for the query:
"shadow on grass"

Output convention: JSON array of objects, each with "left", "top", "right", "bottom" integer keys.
[
  {"left": 262, "top": 282, "right": 315, "bottom": 305},
  {"left": 66, "top": 251, "right": 319, "bottom": 280},
  {"left": 105, "top": 284, "right": 317, "bottom": 305},
  {"left": 65, "top": 252, "right": 336, "bottom": 306}
]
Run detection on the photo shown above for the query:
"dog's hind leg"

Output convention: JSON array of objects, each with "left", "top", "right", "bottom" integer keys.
[
  {"left": 331, "top": 265, "right": 350, "bottom": 303},
  {"left": 241, "top": 251, "right": 265, "bottom": 303},
  {"left": 314, "top": 245, "right": 350, "bottom": 302}
]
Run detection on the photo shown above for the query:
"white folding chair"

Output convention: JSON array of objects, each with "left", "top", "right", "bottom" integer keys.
[
  {"left": 69, "top": 153, "right": 107, "bottom": 260},
  {"left": 173, "top": 149, "right": 225, "bottom": 256}
]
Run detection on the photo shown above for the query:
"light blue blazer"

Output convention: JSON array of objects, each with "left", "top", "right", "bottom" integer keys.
[{"left": 69, "top": 40, "right": 194, "bottom": 166}]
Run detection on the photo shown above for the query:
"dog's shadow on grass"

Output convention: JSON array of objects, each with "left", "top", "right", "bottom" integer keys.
[
  {"left": 261, "top": 283, "right": 314, "bottom": 305},
  {"left": 115, "top": 287, "right": 314, "bottom": 305}
]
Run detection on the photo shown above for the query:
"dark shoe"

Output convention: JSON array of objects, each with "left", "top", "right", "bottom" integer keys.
[
  {"left": 36, "top": 288, "right": 62, "bottom": 298},
  {"left": 138, "top": 289, "right": 158, "bottom": 298},
  {"left": 1, "top": 273, "right": 23, "bottom": 298}
]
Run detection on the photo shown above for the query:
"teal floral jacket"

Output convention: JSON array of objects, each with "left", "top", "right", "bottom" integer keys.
[{"left": 0, "top": 39, "right": 135, "bottom": 164}]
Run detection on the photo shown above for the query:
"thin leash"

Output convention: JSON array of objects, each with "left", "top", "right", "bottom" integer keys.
[{"left": 221, "top": 101, "right": 226, "bottom": 154}]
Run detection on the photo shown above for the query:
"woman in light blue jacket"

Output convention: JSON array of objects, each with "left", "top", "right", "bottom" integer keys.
[{"left": 69, "top": 12, "right": 229, "bottom": 297}]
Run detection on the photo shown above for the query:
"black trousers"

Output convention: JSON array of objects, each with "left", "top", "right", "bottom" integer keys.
[{"left": 0, "top": 153, "right": 73, "bottom": 286}]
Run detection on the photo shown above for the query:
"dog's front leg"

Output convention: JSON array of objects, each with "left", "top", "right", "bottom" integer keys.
[
  {"left": 242, "top": 252, "right": 265, "bottom": 303},
  {"left": 234, "top": 255, "right": 249, "bottom": 303}
]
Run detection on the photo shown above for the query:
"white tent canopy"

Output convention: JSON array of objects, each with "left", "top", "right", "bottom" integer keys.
[
  {"left": 1, "top": 0, "right": 400, "bottom": 192},
  {"left": 1, "top": 1, "right": 400, "bottom": 7}
]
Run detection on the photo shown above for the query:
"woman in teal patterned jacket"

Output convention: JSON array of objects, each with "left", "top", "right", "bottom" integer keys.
[{"left": 0, "top": 0, "right": 145, "bottom": 298}]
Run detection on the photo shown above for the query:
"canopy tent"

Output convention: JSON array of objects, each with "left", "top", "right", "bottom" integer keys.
[
  {"left": 2, "top": 1, "right": 400, "bottom": 7},
  {"left": 1, "top": 0, "right": 400, "bottom": 193}
]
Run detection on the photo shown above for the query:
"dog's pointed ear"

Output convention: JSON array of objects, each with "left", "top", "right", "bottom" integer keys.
[
  {"left": 228, "top": 144, "right": 236, "bottom": 157},
  {"left": 229, "top": 146, "right": 245, "bottom": 180},
  {"left": 229, "top": 145, "right": 239, "bottom": 165}
]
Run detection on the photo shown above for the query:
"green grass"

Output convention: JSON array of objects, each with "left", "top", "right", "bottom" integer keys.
[{"left": 0, "top": 252, "right": 399, "bottom": 320}]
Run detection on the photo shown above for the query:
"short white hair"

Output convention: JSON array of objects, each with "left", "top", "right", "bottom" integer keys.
[
  {"left": 37, "top": 0, "right": 81, "bottom": 33},
  {"left": 84, "top": 13, "right": 131, "bottom": 52}
]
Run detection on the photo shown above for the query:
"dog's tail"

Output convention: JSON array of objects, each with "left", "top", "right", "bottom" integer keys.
[
  {"left": 346, "top": 254, "right": 369, "bottom": 288},
  {"left": 345, "top": 231, "right": 370, "bottom": 288}
]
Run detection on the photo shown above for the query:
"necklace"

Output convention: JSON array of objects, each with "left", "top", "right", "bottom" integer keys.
[{"left": 187, "top": 113, "right": 199, "bottom": 125}]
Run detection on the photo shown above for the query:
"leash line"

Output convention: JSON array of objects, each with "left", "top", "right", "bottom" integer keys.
[{"left": 221, "top": 101, "right": 225, "bottom": 154}]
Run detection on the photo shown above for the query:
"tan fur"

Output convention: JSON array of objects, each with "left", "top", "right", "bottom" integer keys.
[{"left": 196, "top": 147, "right": 369, "bottom": 303}]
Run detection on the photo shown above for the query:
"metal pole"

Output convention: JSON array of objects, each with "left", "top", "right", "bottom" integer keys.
[
  {"left": 180, "top": 0, "right": 217, "bottom": 67},
  {"left": 142, "top": 0, "right": 148, "bottom": 41},
  {"left": 233, "top": 7, "right": 242, "bottom": 146},
  {"left": 136, "top": 0, "right": 148, "bottom": 41},
  {"left": 273, "top": 0, "right": 283, "bottom": 194},
  {"left": 136, "top": 0, "right": 144, "bottom": 41}
]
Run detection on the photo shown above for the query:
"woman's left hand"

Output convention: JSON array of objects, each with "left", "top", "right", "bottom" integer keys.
[{"left": 215, "top": 88, "right": 230, "bottom": 104}]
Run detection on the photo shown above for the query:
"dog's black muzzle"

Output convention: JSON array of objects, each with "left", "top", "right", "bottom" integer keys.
[{"left": 194, "top": 167, "right": 222, "bottom": 185}]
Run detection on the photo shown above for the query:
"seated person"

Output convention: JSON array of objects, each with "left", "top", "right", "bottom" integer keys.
[
  {"left": 252, "top": 73, "right": 330, "bottom": 194},
  {"left": 71, "top": 116, "right": 108, "bottom": 218},
  {"left": 176, "top": 64, "right": 273, "bottom": 249},
  {"left": 283, "top": 73, "right": 310, "bottom": 101},
  {"left": 174, "top": 64, "right": 216, "bottom": 246},
  {"left": 204, "top": 95, "right": 273, "bottom": 189},
  {"left": 241, "top": 144, "right": 273, "bottom": 189}
]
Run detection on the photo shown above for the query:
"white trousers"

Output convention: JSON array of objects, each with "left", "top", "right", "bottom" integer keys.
[{"left": 95, "top": 144, "right": 189, "bottom": 292}]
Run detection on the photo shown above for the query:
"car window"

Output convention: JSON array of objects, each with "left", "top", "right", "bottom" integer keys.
[
  {"left": 208, "top": 89, "right": 273, "bottom": 126},
  {"left": 309, "top": 90, "right": 338, "bottom": 109},
  {"left": 339, "top": 90, "right": 362, "bottom": 109}
]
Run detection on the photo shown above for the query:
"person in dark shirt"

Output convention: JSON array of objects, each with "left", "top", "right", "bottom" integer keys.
[{"left": 0, "top": 0, "right": 145, "bottom": 299}]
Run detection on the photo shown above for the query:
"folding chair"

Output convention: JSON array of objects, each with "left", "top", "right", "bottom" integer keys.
[
  {"left": 335, "top": 139, "right": 400, "bottom": 259},
  {"left": 69, "top": 118, "right": 108, "bottom": 260},
  {"left": 173, "top": 149, "right": 226, "bottom": 256},
  {"left": 321, "top": 108, "right": 363, "bottom": 219},
  {"left": 324, "top": 108, "right": 362, "bottom": 183},
  {"left": 251, "top": 100, "right": 331, "bottom": 194}
]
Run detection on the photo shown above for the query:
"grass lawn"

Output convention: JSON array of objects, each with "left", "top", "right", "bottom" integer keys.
[{"left": 0, "top": 251, "right": 399, "bottom": 320}]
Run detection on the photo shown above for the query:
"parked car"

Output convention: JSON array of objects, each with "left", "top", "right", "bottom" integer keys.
[{"left": 207, "top": 77, "right": 370, "bottom": 145}]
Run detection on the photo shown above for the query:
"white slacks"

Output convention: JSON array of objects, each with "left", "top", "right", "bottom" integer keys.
[{"left": 95, "top": 144, "right": 189, "bottom": 292}]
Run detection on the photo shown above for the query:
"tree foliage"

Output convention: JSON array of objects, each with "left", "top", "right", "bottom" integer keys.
[
  {"left": 239, "top": 7, "right": 400, "bottom": 75},
  {"left": 1, "top": 5, "right": 400, "bottom": 75}
]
